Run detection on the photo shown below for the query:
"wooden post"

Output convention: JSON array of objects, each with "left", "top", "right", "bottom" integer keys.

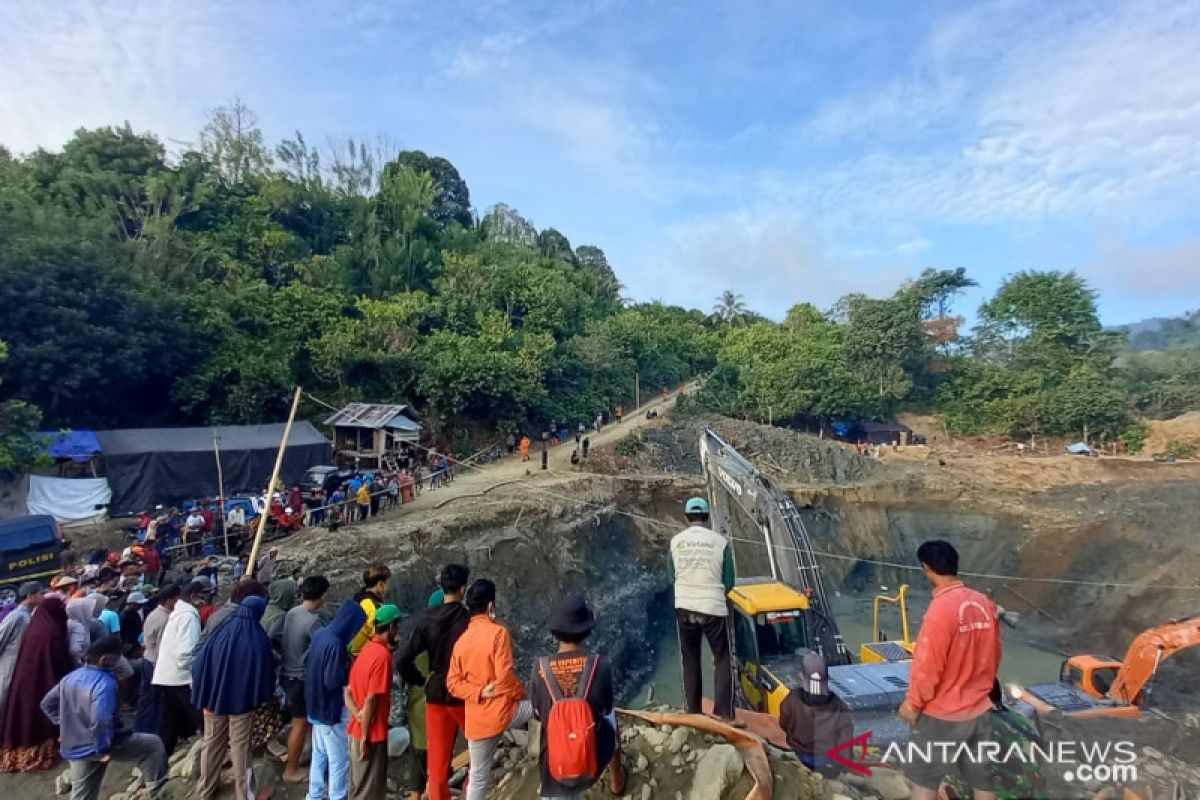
[
  {"left": 248, "top": 386, "right": 303, "bottom": 570},
  {"left": 213, "top": 435, "right": 228, "bottom": 556}
]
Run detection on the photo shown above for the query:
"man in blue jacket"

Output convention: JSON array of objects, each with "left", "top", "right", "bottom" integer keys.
[
  {"left": 306, "top": 599, "right": 368, "bottom": 800},
  {"left": 41, "top": 635, "right": 167, "bottom": 800}
]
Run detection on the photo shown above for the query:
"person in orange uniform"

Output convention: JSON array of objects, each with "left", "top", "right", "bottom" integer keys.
[
  {"left": 345, "top": 603, "right": 403, "bottom": 800},
  {"left": 898, "top": 540, "right": 1001, "bottom": 800},
  {"left": 615, "top": 404, "right": 624, "bottom": 424},
  {"left": 519, "top": 436, "right": 532, "bottom": 463},
  {"left": 446, "top": 579, "right": 532, "bottom": 800}
]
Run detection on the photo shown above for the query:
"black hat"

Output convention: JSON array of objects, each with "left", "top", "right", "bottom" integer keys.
[
  {"left": 548, "top": 593, "right": 595, "bottom": 636},
  {"left": 88, "top": 634, "right": 123, "bottom": 662}
]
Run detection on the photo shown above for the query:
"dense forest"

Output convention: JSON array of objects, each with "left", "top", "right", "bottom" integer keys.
[{"left": 1, "top": 104, "right": 1197, "bottom": 470}]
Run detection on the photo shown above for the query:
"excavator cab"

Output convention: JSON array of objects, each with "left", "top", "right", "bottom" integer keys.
[
  {"left": 859, "top": 584, "right": 916, "bottom": 664},
  {"left": 1060, "top": 654, "right": 1122, "bottom": 699},
  {"left": 728, "top": 581, "right": 814, "bottom": 717}
]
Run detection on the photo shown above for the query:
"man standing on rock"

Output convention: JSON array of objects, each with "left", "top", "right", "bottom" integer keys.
[
  {"left": 41, "top": 635, "right": 167, "bottom": 800},
  {"left": 399, "top": 564, "right": 472, "bottom": 800},
  {"left": 668, "top": 496, "right": 738, "bottom": 725},
  {"left": 151, "top": 579, "right": 204, "bottom": 755},
  {"left": 0, "top": 581, "right": 43, "bottom": 721},
  {"left": 530, "top": 594, "right": 625, "bottom": 800},
  {"left": 306, "top": 598, "right": 367, "bottom": 800},
  {"left": 280, "top": 575, "right": 330, "bottom": 783},
  {"left": 447, "top": 579, "right": 533, "bottom": 800},
  {"left": 346, "top": 604, "right": 403, "bottom": 800},
  {"left": 899, "top": 540, "right": 1001, "bottom": 800}
]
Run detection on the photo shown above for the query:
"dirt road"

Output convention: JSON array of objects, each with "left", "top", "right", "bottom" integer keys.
[{"left": 390, "top": 388, "right": 690, "bottom": 514}]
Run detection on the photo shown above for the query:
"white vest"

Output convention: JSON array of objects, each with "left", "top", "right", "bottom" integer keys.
[{"left": 670, "top": 526, "right": 729, "bottom": 617}]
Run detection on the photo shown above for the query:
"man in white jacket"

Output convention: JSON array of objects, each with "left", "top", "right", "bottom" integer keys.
[{"left": 151, "top": 579, "right": 205, "bottom": 754}]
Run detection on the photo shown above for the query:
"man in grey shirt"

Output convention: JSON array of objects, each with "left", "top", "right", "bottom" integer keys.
[
  {"left": 141, "top": 584, "right": 180, "bottom": 665},
  {"left": 280, "top": 575, "right": 329, "bottom": 783}
]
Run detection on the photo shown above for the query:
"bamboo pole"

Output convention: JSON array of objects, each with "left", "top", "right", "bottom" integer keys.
[
  {"left": 248, "top": 387, "right": 303, "bottom": 571},
  {"left": 213, "top": 435, "right": 228, "bottom": 556}
]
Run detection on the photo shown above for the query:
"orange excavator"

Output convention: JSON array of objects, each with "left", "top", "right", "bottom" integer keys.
[{"left": 1013, "top": 612, "right": 1200, "bottom": 719}]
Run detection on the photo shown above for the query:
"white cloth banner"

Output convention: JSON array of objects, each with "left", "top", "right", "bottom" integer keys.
[{"left": 27, "top": 476, "right": 112, "bottom": 521}]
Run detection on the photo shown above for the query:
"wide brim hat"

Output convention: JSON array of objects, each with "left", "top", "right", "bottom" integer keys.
[{"left": 548, "top": 593, "right": 596, "bottom": 635}]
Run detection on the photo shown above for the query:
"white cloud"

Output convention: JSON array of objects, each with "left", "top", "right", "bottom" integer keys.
[
  {"left": 0, "top": 1, "right": 245, "bottom": 154},
  {"left": 631, "top": 210, "right": 908, "bottom": 318},
  {"left": 1090, "top": 237, "right": 1200, "bottom": 298},
  {"left": 792, "top": 0, "right": 1200, "bottom": 227}
]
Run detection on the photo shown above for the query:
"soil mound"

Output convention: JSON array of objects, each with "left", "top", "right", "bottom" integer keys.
[{"left": 609, "top": 412, "right": 886, "bottom": 485}]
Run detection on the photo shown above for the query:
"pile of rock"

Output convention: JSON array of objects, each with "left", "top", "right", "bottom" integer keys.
[{"left": 487, "top": 714, "right": 893, "bottom": 800}]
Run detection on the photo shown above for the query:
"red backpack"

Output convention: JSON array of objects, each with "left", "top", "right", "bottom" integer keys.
[{"left": 539, "top": 655, "right": 600, "bottom": 787}]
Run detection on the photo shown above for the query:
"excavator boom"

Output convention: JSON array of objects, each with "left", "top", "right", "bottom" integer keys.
[
  {"left": 700, "top": 429, "right": 852, "bottom": 665},
  {"left": 1107, "top": 612, "right": 1200, "bottom": 706}
]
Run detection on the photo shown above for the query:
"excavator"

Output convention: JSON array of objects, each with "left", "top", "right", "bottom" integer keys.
[
  {"left": 699, "top": 429, "right": 915, "bottom": 743},
  {"left": 1013, "top": 612, "right": 1200, "bottom": 719},
  {"left": 700, "top": 429, "right": 1046, "bottom": 798}
]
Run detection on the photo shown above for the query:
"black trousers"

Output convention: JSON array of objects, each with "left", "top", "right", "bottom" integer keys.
[
  {"left": 676, "top": 609, "right": 734, "bottom": 718},
  {"left": 156, "top": 684, "right": 201, "bottom": 755}
]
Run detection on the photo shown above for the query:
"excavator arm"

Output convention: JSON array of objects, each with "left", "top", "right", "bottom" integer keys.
[
  {"left": 700, "top": 429, "right": 853, "bottom": 665},
  {"left": 1107, "top": 612, "right": 1200, "bottom": 706}
]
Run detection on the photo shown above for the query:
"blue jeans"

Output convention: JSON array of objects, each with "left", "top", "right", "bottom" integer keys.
[{"left": 308, "top": 711, "right": 350, "bottom": 800}]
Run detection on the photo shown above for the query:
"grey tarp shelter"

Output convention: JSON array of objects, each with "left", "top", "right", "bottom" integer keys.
[{"left": 95, "top": 422, "right": 331, "bottom": 515}]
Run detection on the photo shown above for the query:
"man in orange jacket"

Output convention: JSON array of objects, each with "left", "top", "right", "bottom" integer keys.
[
  {"left": 899, "top": 540, "right": 1001, "bottom": 800},
  {"left": 446, "top": 579, "right": 532, "bottom": 800},
  {"left": 519, "top": 436, "right": 532, "bottom": 463}
]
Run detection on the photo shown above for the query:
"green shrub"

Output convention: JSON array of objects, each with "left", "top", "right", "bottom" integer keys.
[
  {"left": 1165, "top": 439, "right": 1198, "bottom": 460},
  {"left": 617, "top": 433, "right": 645, "bottom": 457},
  {"left": 1119, "top": 424, "right": 1148, "bottom": 454}
]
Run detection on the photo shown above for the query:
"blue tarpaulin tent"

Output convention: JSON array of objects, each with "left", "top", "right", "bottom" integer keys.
[{"left": 40, "top": 430, "right": 102, "bottom": 463}]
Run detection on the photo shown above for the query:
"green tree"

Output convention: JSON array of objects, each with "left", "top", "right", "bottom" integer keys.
[
  {"left": 200, "top": 99, "right": 272, "bottom": 187},
  {"left": 0, "top": 340, "right": 48, "bottom": 472},
  {"left": 713, "top": 290, "right": 749, "bottom": 326},
  {"left": 1047, "top": 365, "right": 1129, "bottom": 440},
  {"left": 395, "top": 150, "right": 472, "bottom": 228},
  {"left": 842, "top": 294, "right": 924, "bottom": 410},
  {"left": 537, "top": 228, "right": 575, "bottom": 264}
]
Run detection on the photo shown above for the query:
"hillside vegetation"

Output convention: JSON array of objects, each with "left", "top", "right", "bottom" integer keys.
[{"left": 2, "top": 103, "right": 1198, "bottom": 469}]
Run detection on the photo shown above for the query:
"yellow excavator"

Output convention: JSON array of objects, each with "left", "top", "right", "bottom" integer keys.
[{"left": 701, "top": 430, "right": 915, "bottom": 741}]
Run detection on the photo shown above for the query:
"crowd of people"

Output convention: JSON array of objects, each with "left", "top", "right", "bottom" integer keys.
[
  {"left": 1, "top": 473, "right": 1002, "bottom": 800},
  {"left": 0, "top": 545, "right": 628, "bottom": 800}
]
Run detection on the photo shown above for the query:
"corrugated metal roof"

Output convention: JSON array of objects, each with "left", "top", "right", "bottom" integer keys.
[{"left": 324, "top": 403, "right": 421, "bottom": 430}]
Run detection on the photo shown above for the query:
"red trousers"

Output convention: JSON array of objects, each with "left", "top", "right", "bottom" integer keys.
[{"left": 426, "top": 702, "right": 466, "bottom": 800}]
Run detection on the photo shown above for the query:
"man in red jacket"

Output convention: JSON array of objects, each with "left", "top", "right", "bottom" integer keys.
[{"left": 899, "top": 540, "right": 1001, "bottom": 800}]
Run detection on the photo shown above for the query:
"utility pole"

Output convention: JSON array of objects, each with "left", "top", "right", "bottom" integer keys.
[{"left": 213, "top": 435, "right": 228, "bottom": 556}]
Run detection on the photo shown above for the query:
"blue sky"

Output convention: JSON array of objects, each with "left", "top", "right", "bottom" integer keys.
[{"left": 3, "top": 0, "right": 1199, "bottom": 325}]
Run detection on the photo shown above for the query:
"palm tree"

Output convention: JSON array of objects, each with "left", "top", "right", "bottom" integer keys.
[{"left": 713, "top": 290, "right": 749, "bottom": 325}]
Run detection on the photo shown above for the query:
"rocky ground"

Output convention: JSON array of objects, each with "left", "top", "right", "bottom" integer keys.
[{"left": 12, "top": 710, "right": 1199, "bottom": 799}]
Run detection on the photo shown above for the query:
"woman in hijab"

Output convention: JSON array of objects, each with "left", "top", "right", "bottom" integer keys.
[
  {"left": 65, "top": 595, "right": 96, "bottom": 665},
  {"left": 192, "top": 595, "right": 275, "bottom": 800},
  {"left": 260, "top": 576, "right": 296, "bottom": 645},
  {"left": 77, "top": 594, "right": 110, "bottom": 642},
  {"left": 0, "top": 596, "right": 74, "bottom": 772}
]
